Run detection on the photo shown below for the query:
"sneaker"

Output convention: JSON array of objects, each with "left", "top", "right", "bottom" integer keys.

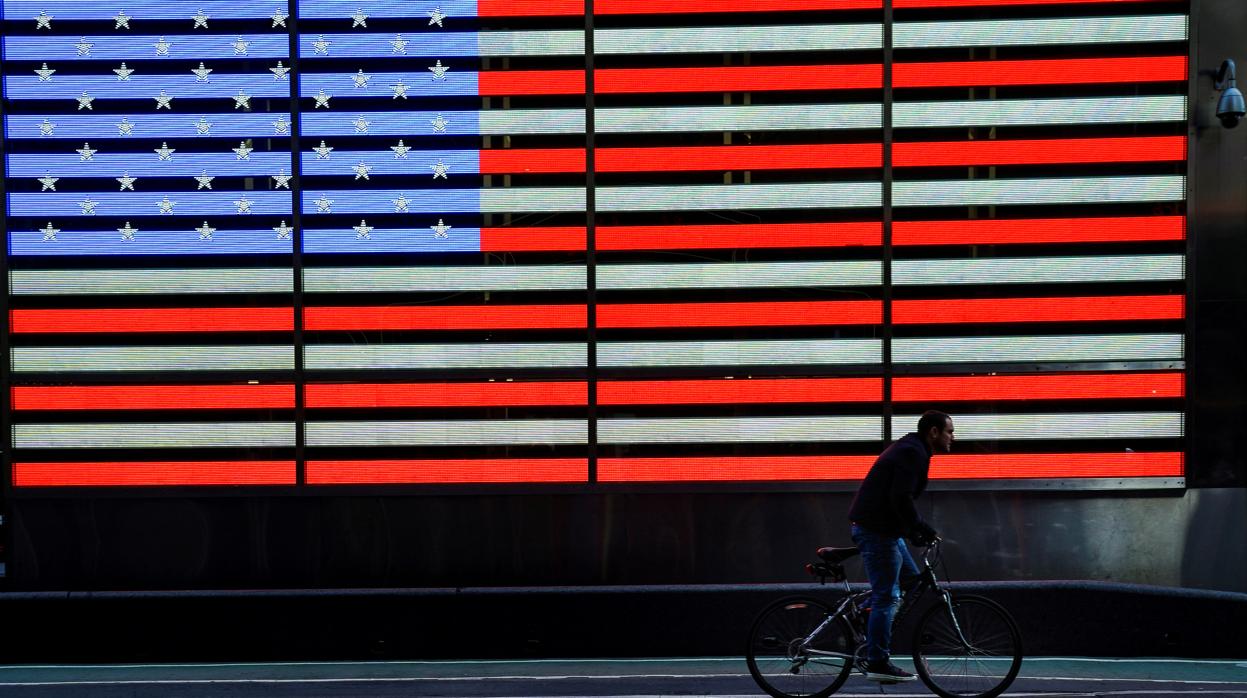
[{"left": 864, "top": 660, "right": 917, "bottom": 683}]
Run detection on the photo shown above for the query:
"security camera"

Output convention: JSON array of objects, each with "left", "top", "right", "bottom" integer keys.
[{"left": 1215, "top": 59, "right": 1245, "bottom": 128}]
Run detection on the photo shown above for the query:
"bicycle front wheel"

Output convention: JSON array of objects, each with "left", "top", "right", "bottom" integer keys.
[
  {"left": 912, "top": 594, "right": 1023, "bottom": 698},
  {"left": 746, "top": 595, "right": 856, "bottom": 698}
]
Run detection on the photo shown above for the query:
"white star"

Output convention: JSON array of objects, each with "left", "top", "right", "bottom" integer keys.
[
  {"left": 38, "top": 174, "right": 59, "bottom": 191},
  {"left": 391, "top": 34, "right": 408, "bottom": 54},
  {"left": 113, "top": 62, "right": 135, "bottom": 81},
  {"left": 192, "top": 62, "right": 214, "bottom": 82},
  {"left": 155, "top": 142, "right": 176, "bottom": 160},
  {"left": 431, "top": 114, "right": 450, "bottom": 133},
  {"left": 153, "top": 36, "right": 172, "bottom": 57},
  {"left": 272, "top": 9, "right": 289, "bottom": 28},
  {"left": 233, "top": 141, "right": 253, "bottom": 160},
  {"left": 430, "top": 160, "right": 450, "bottom": 179},
  {"left": 352, "top": 69, "right": 371, "bottom": 88},
  {"left": 35, "top": 10, "right": 53, "bottom": 29},
  {"left": 157, "top": 196, "right": 177, "bottom": 215},
  {"left": 352, "top": 114, "right": 371, "bottom": 133},
  {"left": 233, "top": 36, "right": 250, "bottom": 55},
  {"left": 272, "top": 170, "right": 292, "bottom": 189},
  {"left": 192, "top": 8, "right": 210, "bottom": 28},
  {"left": 354, "top": 220, "right": 374, "bottom": 239},
  {"left": 314, "top": 195, "right": 334, "bottom": 213},
  {"left": 270, "top": 61, "right": 290, "bottom": 80},
  {"left": 77, "top": 142, "right": 97, "bottom": 161},
  {"left": 41, "top": 223, "right": 60, "bottom": 241},
  {"left": 431, "top": 219, "right": 452, "bottom": 239},
  {"left": 352, "top": 161, "right": 372, "bottom": 180},
  {"left": 314, "top": 90, "right": 332, "bottom": 108},
  {"left": 312, "top": 35, "right": 331, "bottom": 55},
  {"left": 429, "top": 7, "right": 447, "bottom": 27},
  {"left": 232, "top": 90, "right": 251, "bottom": 109},
  {"left": 194, "top": 171, "right": 215, "bottom": 189},
  {"left": 116, "top": 172, "right": 137, "bottom": 191},
  {"left": 274, "top": 221, "right": 292, "bottom": 240},
  {"left": 428, "top": 60, "right": 450, "bottom": 80},
  {"left": 35, "top": 63, "right": 56, "bottom": 81},
  {"left": 391, "top": 194, "right": 410, "bottom": 213},
  {"left": 313, "top": 141, "right": 334, "bottom": 159},
  {"left": 76, "top": 37, "right": 94, "bottom": 57},
  {"left": 351, "top": 8, "right": 368, "bottom": 27},
  {"left": 195, "top": 116, "right": 213, "bottom": 135},
  {"left": 233, "top": 195, "right": 253, "bottom": 214},
  {"left": 76, "top": 91, "right": 95, "bottom": 110},
  {"left": 116, "top": 117, "right": 134, "bottom": 136},
  {"left": 197, "top": 221, "right": 216, "bottom": 240},
  {"left": 273, "top": 117, "right": 291, "bottom": 135},
  {"left": 80, "top": 197, "right": 99, "bottom": 215},
  {"left": 390, "top": 79, "right": 409, "bottom": 99},
  {"left": 154, "top": 90, "right": 174, "bottom": 109},
  {"left": 114, "top": 10, "right": 131, "bottom": 29},
  {"left": 390, "top": 139, "right": 411, "bottom": 158},
  {"left": 119, "top": 221, "right": 138, "bottom": 241},
  {"left": 39, "top": 119, "right": 56, "bottom": 136}
]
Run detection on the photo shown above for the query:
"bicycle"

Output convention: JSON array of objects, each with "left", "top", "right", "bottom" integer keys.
[{"left": 746, "top": 539, "right": 1023, "bottom": 698}]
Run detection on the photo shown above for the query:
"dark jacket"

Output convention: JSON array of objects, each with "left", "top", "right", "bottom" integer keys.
[{"left": 847, "top": 432, "right": 931, "bottom": 537}]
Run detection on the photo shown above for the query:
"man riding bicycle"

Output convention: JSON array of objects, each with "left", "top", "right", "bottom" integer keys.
[{"left": 848, "top": 410, "right": 954, "bottom": 682}]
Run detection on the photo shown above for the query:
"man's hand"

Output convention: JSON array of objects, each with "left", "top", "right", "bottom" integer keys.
[{"left": 911, "top": 521, "right": 938, "bottom": 546}]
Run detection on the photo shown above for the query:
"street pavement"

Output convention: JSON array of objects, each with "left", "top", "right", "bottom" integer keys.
[{"left": 0, "top": 657, "right": 1244, "bottom": 697}]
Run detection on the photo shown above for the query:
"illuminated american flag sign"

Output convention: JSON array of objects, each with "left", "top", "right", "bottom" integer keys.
[{"left": 3, "top": 0, "right": 1186, "bottom": 488}]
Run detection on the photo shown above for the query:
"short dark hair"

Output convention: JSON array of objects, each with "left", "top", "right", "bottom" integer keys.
[{"left": 917, "top": 410, "right": 951, "bottom": 437}]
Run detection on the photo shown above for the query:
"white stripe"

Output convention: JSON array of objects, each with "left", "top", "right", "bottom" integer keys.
[
  {"left": 599, "top": 339, "right": 881, "bottom": 367},
  {"left": 306, "top": 420, "right": 586, "bottom": 446},
  {"left": 893, "top": 255, "right": 1184, "bottom": 286},
  {"left": 477, "top": 109, "right": 585, "bottom": 135},
  {"left": 893, "top": 176, "right": 1185, "bottom": 207},
  {"left": 9, "top": 268, "right": 293, "bottom": 295},
  {"left": 892, "top": 412, "right": 1183, "bottom": 440},
  {"left": 11, "top": 346, "right": 294, "bottom": 372},
  {"left": 598, "top": 103, "right": 881, "bottom": 133},
  {"left": 895, "top": 96, "right": 1186, "bottom": 128},
  {"left": 13, "top": 422, "right": 296, "bottom": 449},
  {"left": 598, "top": 261, "right": 881, "bottom": 290},
  {"left": 596, "top": 24, "right": 881, "bottom": 54},
  {"left": 599, "top": 182, "right": 881, "bottom": 212},
  {"left": 598, "top": 416, "right": 881, "bottom": 444},
  {"left": 303, "top": 266, "right": 586, "bottom": 293},
  {"left": 479, "top": 187, "right": 585, "bottom": 212},
  {"left": 892, "top": 334, "right": 1183, "bottom": 363},
  {"left": 895, "top": 15, "right": 1187, "bottom": 48},
  {"left": 304, "top": 343, "right": 586, "bottom": 370},
  {"left": 476, "top": 30, "right": 584, "bottom": 56}
]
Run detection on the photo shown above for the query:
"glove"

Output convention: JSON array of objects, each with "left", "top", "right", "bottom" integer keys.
[{"left": 910, "top": 521, "right": 938, "bottom": 546}]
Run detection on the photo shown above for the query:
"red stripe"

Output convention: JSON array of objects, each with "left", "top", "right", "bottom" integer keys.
[
  {"left": 894, "top": 56, "right": 1187, "bottom": 88},
  {"left": 477, "top": 0, "right": 585, "bottom": 15},
  {"left": 596, "top": 65, "right": 881, "bottom": 94},
  {"left": 306, "top": 382, "right": 588, "bottom": 408},
  {"left": 930, "top": 452, "right": 1183, "bottom": 479},
  {"left": 596, "top": 0, "right": 881, "bottom": 13},
  {"left": 598, "top": 300, "right": 882, "bottom": 328},
  {"left": 304, "top": 305, "right": 587, "bottom": 331},
  {"left": 9, "top": 307, "right": 292, "bottom": 334},
  {"left": 11, "top": 385, "right": 295, "bottom": 411},
  {"left": 14, "top": 461, "right": 296, "bottom": 487},
  {"left": 598, "top": 222, "right": 882, "bottom": 250},
  {"left": 893, "top": 372, "right": 1184, "bottom": 402},
  {"left": 894, "top": 295, "right": 1184, "bottom": 324},
  {"left": 893, "top": 216, "right": 1184, "bottom": 245},
  {"left": 477, "top": 70, "right": 585, "bottom": 96},
  {"left": 479, "top": 149, "right": 586, "bottom": 174},
  {"left": 599, "top": 378, "right": 882, "bottom": 405},
  {"left": 896, "top": 0, "right": 1173, "bottom": 6},
  {"left": 307, "top": 459, "right": 588, "bottom": 484},
  {"left": 895, "top": 137, "right": 1187, "bottom": 167},
  {"left": 480, "top": 227, "right": 586, "bottom": 251},
  {"left": 597, "top": 143, "right": 882, "bottom": 172}
]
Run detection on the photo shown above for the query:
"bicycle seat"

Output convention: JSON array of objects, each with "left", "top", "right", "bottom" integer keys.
[{"left": 816, "top": 546, "right": 860, "bottom": 564}]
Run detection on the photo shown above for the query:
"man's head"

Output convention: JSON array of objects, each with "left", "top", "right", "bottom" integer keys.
[{"left": 917, "top": 410, "right": 954, "bottom": 454}]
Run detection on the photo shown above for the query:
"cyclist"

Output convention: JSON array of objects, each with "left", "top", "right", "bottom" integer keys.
[{"left": 847, "top": 410, "right": 953, "bottom": 682}]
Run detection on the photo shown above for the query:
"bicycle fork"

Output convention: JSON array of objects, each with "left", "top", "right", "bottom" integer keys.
[{"left": 938, "top": 591, "right": 975, "bottom": 651}]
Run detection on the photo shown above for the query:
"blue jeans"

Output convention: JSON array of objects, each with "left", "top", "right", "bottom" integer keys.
[{"left": 850, "top": 524, "right": 920, "bottom": 663}]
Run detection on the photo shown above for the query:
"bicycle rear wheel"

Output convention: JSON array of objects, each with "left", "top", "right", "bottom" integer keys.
[
  {"left": 912, "top": 594, "right": 1023, "bottom": 698},
  {"left": 746, "top": 595, "right": 856, "bottom": 698}
]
